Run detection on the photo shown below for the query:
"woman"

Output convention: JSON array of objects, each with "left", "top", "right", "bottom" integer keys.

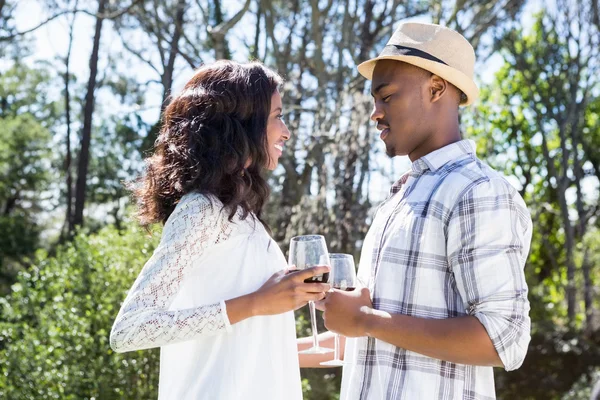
[{"left": 110, "top": 60, "right": 330, "bottom": 399}]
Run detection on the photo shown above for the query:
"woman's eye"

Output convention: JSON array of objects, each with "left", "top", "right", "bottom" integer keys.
[{"left": 276, "top": 114, "right": 285, "bottom": 121}]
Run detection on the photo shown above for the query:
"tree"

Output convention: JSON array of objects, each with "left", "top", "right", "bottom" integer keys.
[
  {"left": 470, "top": 2, "right": 599, "bottom": 329},
  {"left": 0, "top": 64, "right": 56, "bottom": 295},
  {"left": 86, "top": 113, "right": 147, "bottom": 231},
  {"left": 430, "top": 0, "right": 527, "bottom": 55},
  {"left": 114, "top": 0, "right": 253, "bottom": 152},
  {"left": 465, "top": 4, "right": 600, "bottom": 397},
  {"left": 113, "top": 0, "right": 192, "bottom": 153},
  {"left": 257, "top": 1, "right": 533, "bottom": 397},
  {"left": 73, "top": 0, "right": 108, "bottom": 228},
  {"left": 0, "top": 224, "right": 161, "bottom": 399},
  {"left": 52, "top": 0, "right": 79, "bottom": 239}
]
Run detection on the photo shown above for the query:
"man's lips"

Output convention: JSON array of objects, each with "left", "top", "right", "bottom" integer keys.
[{"left": 379, "top": 127, "right": 390, "bottom": 140}]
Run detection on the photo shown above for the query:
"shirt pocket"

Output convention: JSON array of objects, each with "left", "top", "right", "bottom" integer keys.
[{"left": 375, "top": 206, "right": 452, "bottom": 315}]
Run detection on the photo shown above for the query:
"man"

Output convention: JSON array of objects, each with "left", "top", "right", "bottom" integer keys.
[{"left": 322, "top": 22, "right": 533, "bottom": 399}]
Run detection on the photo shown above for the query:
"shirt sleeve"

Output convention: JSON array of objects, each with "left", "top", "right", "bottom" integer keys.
[
  {"left": 110, "top": 194, "right": 234, "bottom": 353},
  {"left": 446, "top": 177, "right": 533, "bottom": 371}
]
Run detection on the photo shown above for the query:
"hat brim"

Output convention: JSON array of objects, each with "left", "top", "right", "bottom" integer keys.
[{"left": 357, "top": 55, "right": 479, "bottom": 106}]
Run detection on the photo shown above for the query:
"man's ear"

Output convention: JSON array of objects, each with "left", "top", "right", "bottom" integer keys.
[{"left": 429, "top": 74, "right": 447, "bottom": 103}]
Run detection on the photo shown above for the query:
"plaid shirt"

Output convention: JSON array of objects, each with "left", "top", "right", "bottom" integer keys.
[{"left": 340, "top": 140, "right": 532, "bottom": 400}]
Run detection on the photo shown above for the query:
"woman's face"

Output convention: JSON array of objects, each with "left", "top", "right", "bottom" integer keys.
[{"left": 265, "top": 90, "right": 290, "bottom": 170}]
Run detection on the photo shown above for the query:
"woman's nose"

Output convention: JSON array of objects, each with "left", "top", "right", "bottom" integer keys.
[{"left": 282, "top": 124, "right": 291, "bottom": 141}]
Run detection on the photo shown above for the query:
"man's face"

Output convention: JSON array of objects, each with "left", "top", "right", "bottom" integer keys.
[{"left": 370, "top": 60, "right": 432, "bottom": 159}]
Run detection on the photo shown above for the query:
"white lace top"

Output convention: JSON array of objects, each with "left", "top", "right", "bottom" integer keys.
[{"left": 110, "top": 193, "right": 302, "bottom": 400}]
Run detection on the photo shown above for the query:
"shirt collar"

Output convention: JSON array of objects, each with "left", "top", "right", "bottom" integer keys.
[{"left": 412, "top": 139, "right": 476, "bottom": 174}]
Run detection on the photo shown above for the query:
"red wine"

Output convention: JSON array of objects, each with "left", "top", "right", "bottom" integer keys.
[
  {"left": 304, "top": 272, "right": 329, "bottom": 284},
  {"left": 341, "top": 287, "right": 355, "bottom": 291}
]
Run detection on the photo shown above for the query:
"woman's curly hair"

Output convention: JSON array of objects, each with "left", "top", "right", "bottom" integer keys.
[{"left": 131, "top": 60, "right": 283, "bottom": 230}]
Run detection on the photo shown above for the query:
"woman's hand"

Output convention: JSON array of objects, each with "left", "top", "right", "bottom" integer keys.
[{"left": 251, "top": 266, "right": 331, "bottom": 316}]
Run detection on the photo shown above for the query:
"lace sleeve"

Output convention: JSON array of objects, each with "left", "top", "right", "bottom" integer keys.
[{"left": 110, "top": 194, "right": 235, "bottom": 353}]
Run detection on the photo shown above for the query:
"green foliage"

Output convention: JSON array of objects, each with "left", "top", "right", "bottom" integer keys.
[
  {"left": 0, "top": 215, "right": 40, "bottom": 294},
  {"left": 0, "top": 113, "right": 52, "bottom": 201},
  {"left": 0, "top": 225, "right": 161, "bottom": 399},
  {"left": 468, "top": 9, "right": 600, "bottom": 399},
  {"left": 0, "top": 64, "right": 58, "bottom": 123},
  {"left": 86, "top": 114, "right": 147, "bottom": 228},
  {"left": 0, "top": 65, "right": 56, "bottom": 293},
  {"left": 469, "top": 10, "right": 599, "bottom": 330},
  {"left": 494, "top": 331, "right": 600, "bottom": 400},
  {"left": 0, "top": 2, "right": 598, "bottom": 400},
  {"left": 296, "top": 309, "right": 343, "bottom": 400}
]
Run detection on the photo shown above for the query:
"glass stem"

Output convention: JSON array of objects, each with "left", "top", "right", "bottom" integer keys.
[
  {"left": 309, "top": 301, "right": 319, "bottom": 349},
  {"left": 334, "top": 333, "right": 340, "bottom": 360}
]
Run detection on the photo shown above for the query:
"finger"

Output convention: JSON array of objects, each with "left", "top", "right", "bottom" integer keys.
[
  {"left": 284, "top": 267, "right": 300, "bottom": 275},
  {"left": 306, "top": 291, "right": 327, "bottom": 303},
  {"left": 294, "top": 301, "right": 308, "bottom": 311},
  {"left": 356, "top": 277, "right": 368, "bottom": 288},
  {"left": 299, "top": 283, "right": 331, "bottom": 293},
  {"left": 314, "top": 299, "right": 326, "bottom": 311},
  {"left": 294, "top": 265, "right": 331, "bottom": 281},
  {"left": 359, "top": 287, "right": 371, "bottom": 299},
  {"left": 266, "top": 270, "right": 285, "bottom": 282}
]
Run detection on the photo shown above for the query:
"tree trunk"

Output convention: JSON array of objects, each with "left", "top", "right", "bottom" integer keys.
[
  {"left": 252, "top": 1, "right": 261, "bottom": 60},
  {"left": 211, "top": 0, "right": 228, "bottom": 59},
  {"left": 3, "top": 193, "right": 17, "bottom": 215},
  {"left": 563, "top": 208, "right": 577, "bottom": 326},
  {"left": 592, "top": 0, "right": 599, "bottom": 31},
  {"left": 209, "top": 0, "right": 251, "bottom": 60},
  {"left": 582, "top": 249, "right": 594, "bottom": 334},
  {"left": 160, "top": 0, "right": 186, "bottom": 114},
  {"left": 73, "top": 0, "right": 107, "bottom": 227},
  {"left": 63, "top": 4, "right": 77, "bottom": 238}
]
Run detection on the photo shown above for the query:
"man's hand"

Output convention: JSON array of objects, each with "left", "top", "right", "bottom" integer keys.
[
  {"left": 322, "top": 287, "right": 374, "bottom": 337},
  {"left": 322, "top": 286, "right": 504, "bottom": 367}
]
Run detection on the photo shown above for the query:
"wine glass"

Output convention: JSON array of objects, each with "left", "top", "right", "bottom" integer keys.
[
  {"left": 288, "top": 235, "right": 333, "bottom": 355},
  {"left": 320, "top": 253, "right": 357, "bottom": 366}
]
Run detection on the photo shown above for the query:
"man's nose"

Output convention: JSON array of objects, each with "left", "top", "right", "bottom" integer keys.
[{"left": 370, "top": 103, "right": 383, "bottom": 122}]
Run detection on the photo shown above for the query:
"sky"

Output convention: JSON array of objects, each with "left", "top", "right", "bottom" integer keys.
[{"left": 10, "top": 0, "right": 573, "bottom": 206}]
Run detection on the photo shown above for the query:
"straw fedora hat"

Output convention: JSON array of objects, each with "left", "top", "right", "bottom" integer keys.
[{"left": 357, "top": 22, "right": 479, "bottom": 106}]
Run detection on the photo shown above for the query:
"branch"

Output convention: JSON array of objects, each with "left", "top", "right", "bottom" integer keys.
[
  {"left": 309, "top": 0, "right": 327, "bottom": 83},
  {"left": 262, "top": 0, "right": 282, "bottom": 61},
  {"left": 0, "top": 10, "right": 72, "bottom": 41},
  {"left": 209, "top": 0, "right": 251, "bottom": 37},
  {"left": 178, "top": 48, "right": 200, "bottom": 69},
  {"left": 180, "top": 30, "right": 204, "bottom": 64},
  {"left": 102, "top": 0, "right": 143, "bottom": 19},
  {"left": 119, "top": 38, "right": 161, "bottom": 76},
  {"left": 281, "top": 0, "right": 300, "bottom": 71},
  {"left": 0, "top": 0, "right": 142, "bottom": 41},
  {"left": 446, "top": 0, "right": 467, "bottom": 27},
  {"left": 195, "top": 0, "right": 208, "bottom": 21},
  {"left": 593, "top": 0, "right": 600, "bottom": 31},
  {"left": 79, "top": 0, "right": 143, "bottom": 19}
]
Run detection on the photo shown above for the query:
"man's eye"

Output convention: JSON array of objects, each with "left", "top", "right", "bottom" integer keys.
[{"left": 382, "top": 95, "right": 391, "bottom": 103}]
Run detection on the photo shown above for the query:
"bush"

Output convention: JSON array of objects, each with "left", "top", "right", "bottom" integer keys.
[{"left": 0, "top": 225, "right": 161, "bottom": 399}]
